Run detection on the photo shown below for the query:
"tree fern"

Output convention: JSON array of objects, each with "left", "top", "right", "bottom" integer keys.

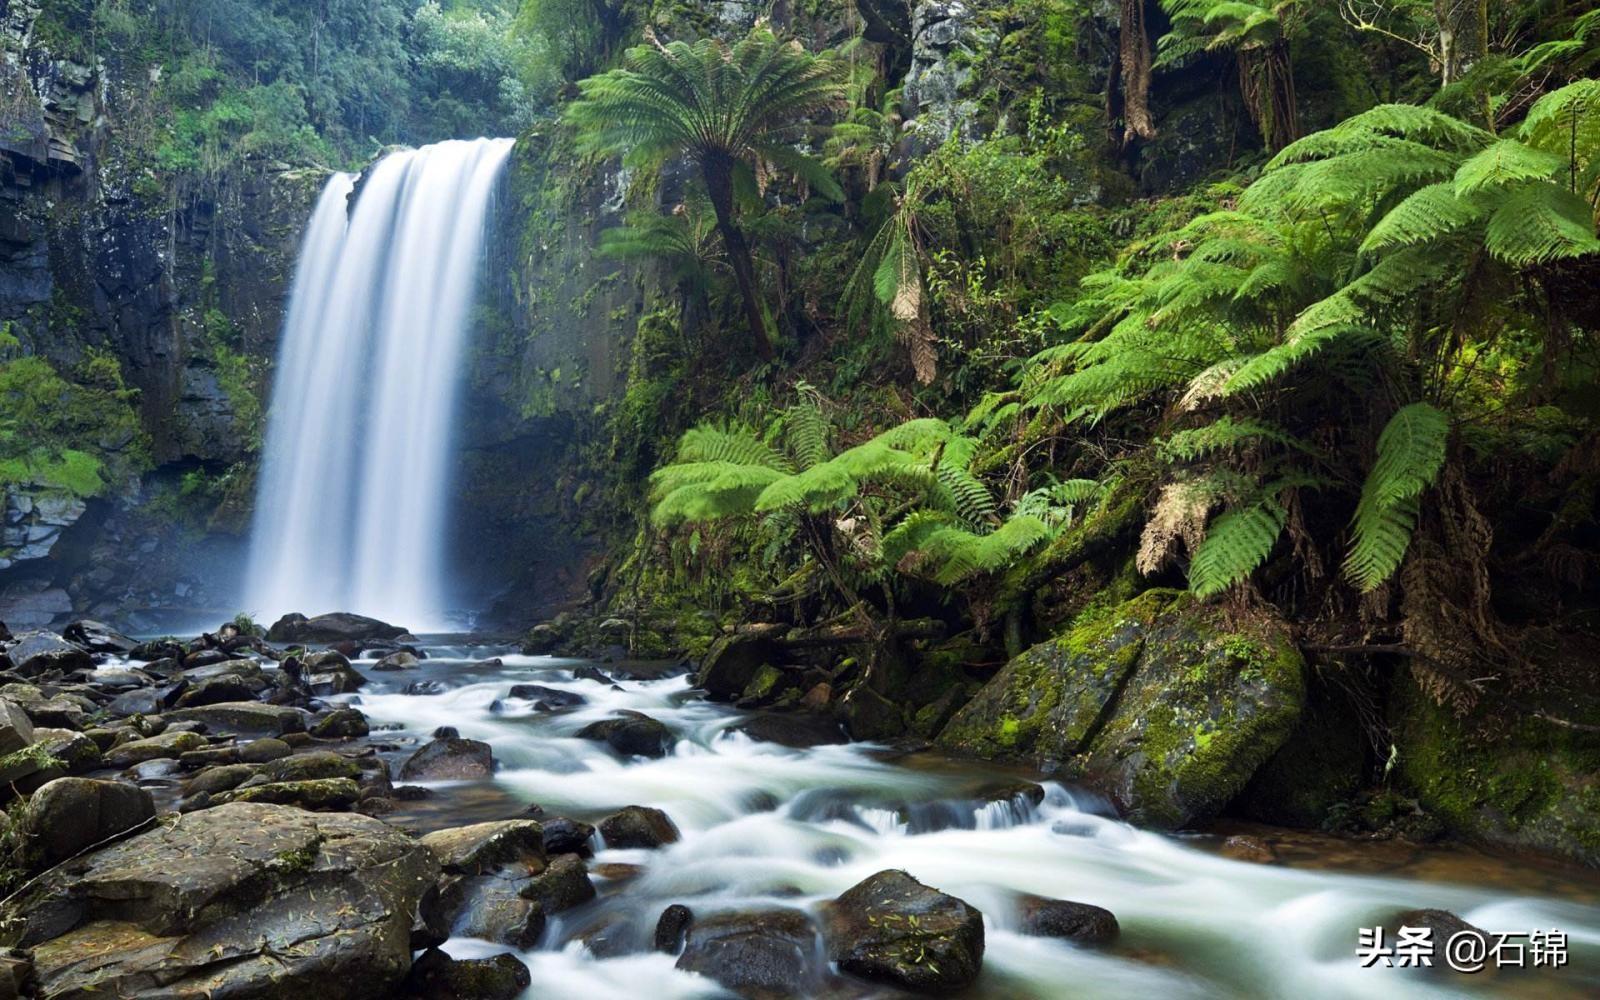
[
  {"left": 1453, "top": 138, "right": 1567, "bottom": 195},
  {"left": 1484, "top": 182, "right": 1600, "bottom": 264},
  {"left": 1188, "top": 496, "right": 1287, "bottom": 597},
  {"left": 1344, "top": 402, "right": 1449, "bottom": 592},
  {"left": 1360, "top": 181, "right": 1487, "bottom": 253}
]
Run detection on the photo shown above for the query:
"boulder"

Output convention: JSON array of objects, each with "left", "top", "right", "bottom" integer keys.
[
  {"left": 519, "top": 854, "right": 595, "bottom": 913},
  {"left": 312, "top": 708, "right": 370, "bottom": 738},
  {"left": 403, "top": 949, "right": 530, "bottom": 1000},
  {"left": 267, "top": 612, "right": 409, "bottom": 644},
  {"left": 373, "top": 651, "right": 419, "bottom": 671},
  {"left": 507, "top": 684, "right": 585, "bottom": 709},
  {"left": 421, "top": 821, "right": 545, "bottom": 875},
  {"left": 823, "top": 870, "right": 984, "bottom": 992},
  {"left": 128, "top": 639, "right": 184, "bottom": 662},
  {"left": 164, "top": 701, "right": 312, "bottom": 735},
  {"left": 30, "top": 727, "right": 102, "bottom": 773},
  {"left": 1, "top": 803, "right": 438, "bottom": 998},
  {"left": 105, "top": 730, "right": 207, "bottom": 768},
  {"left": 182, "top": 764, "right": 257, "bottom": 797},
  {"left": 6, "top": 632, "right": 93, "bottom": 676},
  {"left": 61, "top": 621, "right": 138, "bottom": 656},
  {"left": 238, "top": 737, "right": 293, "bottom": 763},
  {"left": 695, "top": 634, "right": 781, "bottom": 701},
  {"left": 106, "top": 688, "right": 162, "bottom": 716},
  {"left": 1017, "top": 895, "right": 1118, "bottom": 945},
  {"left": 401, "top": 738, "right": 494, "bottom": 781},
  {"left": 575, "top": 712, "right": 674, "bottom": 758},
  {"left": 939, "top": 591, "right": 1305, "bottom": 830},
  {"left": 598, "top": 806, "right": 680, "bottom": 849},
  {"left": 654, "top": 904, "right": 693, "bottom": 953},
  {"left": 1389, "top": 908, "right": 1488, "bottom": 965},
  {"left": 304, "top": 651, "right": 367, "bottom": 695},
  {"left": 263, "top": 751, "right": 363, "bottom": 783},
  {"left": 20, "top": 778, "right": 156, "bottom": 867},
  {"left": 175, "top": 674, "right": 265, "bottom": 707},
  {"left": 541, "top": 817, "right": 595, "bottom": 857},
  {"left": 733, "top": 713, "right": 848, "bottom": 748},
  {"left": 675, "top": 908, "right": 822, "bottom": 996},
  {"left": 213, "top": 778, "right": 361, "bottom": 810}
]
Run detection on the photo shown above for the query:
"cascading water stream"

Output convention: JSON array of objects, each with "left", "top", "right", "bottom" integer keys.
[{"left": 245, "top": 138, "right": 514, "bottom": 628}]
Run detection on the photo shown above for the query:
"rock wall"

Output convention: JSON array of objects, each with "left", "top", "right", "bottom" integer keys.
[{"left": 1, "top": 0, "right": 323, "bottom": 628}]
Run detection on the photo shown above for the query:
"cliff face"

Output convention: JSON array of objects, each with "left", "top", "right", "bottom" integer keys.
[{"left": 1, "top": 0, "right": 323, "bottom": 628}]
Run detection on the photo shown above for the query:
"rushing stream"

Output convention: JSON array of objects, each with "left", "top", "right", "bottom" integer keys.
[{"left": 328, "top": 640, "right": 1600, "bottom": 1000}]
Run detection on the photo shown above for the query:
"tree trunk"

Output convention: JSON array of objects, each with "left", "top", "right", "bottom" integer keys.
[
  {"left": 702, "top": 154, "right": 777, "bottom": 359},
  {"left": 1433, "top": 0, "right": 1488, "bottom": 86},
  {"left": 1117, "top": 0, "right": 1156, "bottom": 147}
]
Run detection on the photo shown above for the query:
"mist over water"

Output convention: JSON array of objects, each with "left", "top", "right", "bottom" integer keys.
[{"left": 245, "top": 139, "right": 515, "bottom": 629}]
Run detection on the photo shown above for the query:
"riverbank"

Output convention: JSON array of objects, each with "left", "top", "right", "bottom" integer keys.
[{"left": 1, "top": 616, "right": 1596, "bottom": 997}]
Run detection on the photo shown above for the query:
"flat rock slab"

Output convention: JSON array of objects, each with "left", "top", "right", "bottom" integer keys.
[
  {"left": 163, "top": 701, "right": 312, "bottom": 735},
  {"left": 267, "top": 612, "right": 409, "bottom": 643},
  {"left": 2, "top": 802, "right": 438, "bottom": 998}
]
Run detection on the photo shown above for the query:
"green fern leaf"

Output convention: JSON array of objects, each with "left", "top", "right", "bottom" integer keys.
[
  {"left": 1484, "top": 182, "right": 1600, "bottom": 264},
  {"left": 1344, "top": 402, "right": 1449, "bottom": 591},
  {"left": 1453, "top": 139, "right": 1566, "bottom": 195},
  {"left": 1188, "top": 498, "right": 1287, "bottom": 597}
]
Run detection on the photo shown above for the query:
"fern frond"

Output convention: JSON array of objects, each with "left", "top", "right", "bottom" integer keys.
[
  {"left": 1159, "top": 416, "right": 1299, "bottom": 461},
  {"left": 1344, "top": 402, "right": 1449, "bottom": 592},
  {"left": 1453, "top": 139, "right": 1566, "bottom": 195},
  {"left": 1360, "top": 182, "right": 1487, "bottom": 253},
  {"left": 1483, "top": 182, "right": 1600, "bottom": 264},
  {"left": 1188, "top": 498, "right": 1287, "bottom": 597}
]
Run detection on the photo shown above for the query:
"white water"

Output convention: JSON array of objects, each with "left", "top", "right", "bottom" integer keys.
[
  {"left": 244, "top": 139, "right": 515, "bottom": 630},
  {"left": 351, "top": 648, "right": 1600, "bottom": 999}
]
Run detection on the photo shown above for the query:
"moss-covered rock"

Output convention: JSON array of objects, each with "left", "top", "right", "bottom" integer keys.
[
  {"left": 1233, "top": 677, "right": 1368, "bottom": 828},
  {"left": 938, "top": 590, "right": 1306, "bottom": 830},
  {"left": 936, "top": 590, "right": 1171, "bottom": 762},
  {"left": 1077, "top": 595, "right": 1306, "bottom": 829},
  {"left": 1392, "top": 676, "right": 1600, "bottom": 867}
]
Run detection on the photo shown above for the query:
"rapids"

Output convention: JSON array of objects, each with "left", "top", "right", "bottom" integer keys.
[{"left": 341, "top": 641, "right": 1600, "bottom": 999}]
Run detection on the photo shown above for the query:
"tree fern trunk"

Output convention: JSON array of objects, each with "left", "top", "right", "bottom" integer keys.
[
  {"left": 1116, "top": 0, "right": 1156, "bottom": 147},
  {"left": 703, "top": 154, "right": 777, "bottom": 359}
]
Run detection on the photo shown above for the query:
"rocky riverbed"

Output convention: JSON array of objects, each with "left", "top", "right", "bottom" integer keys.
[{"left": 0, "top": 613, "right": 1597, "bottom": 999}]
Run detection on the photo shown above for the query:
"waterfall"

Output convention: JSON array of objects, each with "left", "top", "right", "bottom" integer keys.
[{"left": 245, "top": 138, "right": 515, "bottom": 629}]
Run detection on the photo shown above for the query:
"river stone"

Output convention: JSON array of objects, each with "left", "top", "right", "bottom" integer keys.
[
  {"left": 263, "top": 750, "right": 363, "bottom": 783},
  {"left": 106, "top": 688, "right": 162, "bottom": 717},
  {"left": 1389, "top": 908, "right": 1489, "bottom": 963},
  {"left": 164, "top": 701, "right": 312, "bottom": 734},
  {"left": 655, "top": 904, "right": 693, "bottom": 953},
  {"left": 734, "top": 713, "right": 849, "bottom": 748},
  {"left": 62, "top": 620, "right": 138, "bottom": 655},
  {"left": 183, "top": 764, "right": 257, "bottom": 797},
  {"left": 267, "top": 612, "right": 409, "bottom": 643},
  {"left": 404, "top": 948, "right": 530, "bottom": 1000},
  {"left": 575, "top": 712, "right": 674, "bottom": 758},
  {"left": 238, "top": 736, "right": 293, "bottom": 763},
  {"left": 21, "top": 777, "right": 155, "bottom": 867},
  {"left": 373, "top": 651, "right": 419, "bottom": 671},
  {"left": 213, "top": 777, "right": 361, "bottom": 810},
  {"left": 1, "top": 802, "right": 438, "bottom": 997},
  {"left": 675, "top": 908, "right": 822, "bottom": 996},
  {"left": 598, "top": 806, "right": 680, "bottom": 849},
  {"left": 128, "top": 639, "right": 183, "bottom": 662},
  {"left": 433, "top": 868, "right": 547, "bottom": 948},
  {"left": 507, "top": 684, "right": 585, "bottom": 709},
  {"left": 823, "top": 870, "right": 984, "bottom": 992},
  {"left": 694, "top": 633, "right": 782, "bottom": 701},
  {"left": 303, "top": 650, "right": 367, "bottom": 694},
  {"left": 105, "top": 730, "right": 207, "bottom": 768},
  {"left": 422, "top": 820, "right": 546, "bottom": 875},
  {"left": 541, "top": 816, "right": 595, "bottom": 856},
  {"left": 401, "top": 738, "right": 494, "bottom": 781},
  {"left": 31, "top": 727, "right": 103, "bottom": 773},
  {"left": 519, "top": 853, "right": 595, "bottom": 913},
  {"left": 1017, "top": 895, "right": 1119, "bottom": 945},
  {"left": 312, "top": 708, "right": 370, "bottom": 738},
  {"left": 175, "top": 673, "right": 265, "bottom": 707},
  {"left": 6, "top": 632, "right": 93, "bottom": 676}
]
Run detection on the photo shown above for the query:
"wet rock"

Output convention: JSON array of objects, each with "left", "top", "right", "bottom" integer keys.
[
  {"left": 1221, "top": 835, "right": 1276, "bottom": 864},
  {"left": 598, "top": 806, "right": 680, "bottom": 849},
  {"left": 507, "top": 684, "right": 585, "bottom": 709},
  {"left": 1390, "top": 908, "right": 1488, "bottom": 964},
  {"left": 263, "top": 750, "right": 363, "bottom": 783},
  {"left": 422, "top": 820, "right": 545, "bottom": 875},
  {"left": 839, "top": 686, "right": 904, "bottom": 741},
  {"left": 176, "top": 673, "right": 265, "bottom": 707},
  {"left": 2, "top": 802, "right": 437, "bottom": 996},
  {"left": 572, "top": 665, "right": 614, "bottom": 685},
  {"left": 214, "top": 777, "right": 362, "bottom": 810},
  {"left": 695, "top": 634, "right": 781, "bottom": 701},
  {"left": 20, "top": 777, "right": 155, "bottom": 867},
  {"left": 30, "top": 727, "right": 103, "bottom": 773},
  {"left": 403, "top": 948, "right": 530, "bottom": 1000},
  {"left": 401, "top": 738, "right": 495, "bottom": 781},
  {"left": 734, "top": 713, "right": 848, "bottom": 748},
  {"left": 433, "top": 726, "right": 460, "bottom": 739},
  {"left": 62, "top": 620, "right": 138, "bottom": 655},
  {"left": 183, "top": 763, "right": 257, "bottom": 797},
  {"left": 655, "top": 903, "right": 693, "bottom": 953},
  {"left": 312, "top": 708, "right": 371, "bottom": 738},
  {"left": 81, "top": 668, "right": 151, "bottom": 691},
  {"left": 541, "top": 816, "right": 595, "bottom": 857},
  {"left": 823, "top": 869, "right": 984, "bottom": 992},
  {"left": 575, "top": 712, "right": 674, "bottom": 758},
  {"left": 675, "top": 908, "right": 821, "bottom": 996},
  {"left": 128, "top": 639, "right": 184, "bottom": 662},
  {"left": 304, "top": 651, "right": 367, "bottom": 695},
  {"left": 1017, "top": 895, "right": 1119, "bottom": 946},
  {"left": 519, "top": 853, "right": 596, "bottom": 913},
  {"left": 374, "top": 651, "right": 420, "bottom": 671},
  {"left": 238, "top": 737, "right": 294, "bottom": 763},
  {"left": 164, "top": 701, "right": 311, "bottom": 735},
  {"left": 405, "top": 680, "right": 447, "bottom": 696},
  {"left": 6, "top": 632, "right": 93, "bottom": 676},
  {"left": 105, "top": 729, "right": 207, "bottom": 768},
  {"left": 267, "top": 611, "right": 409, "bottom": 643},
  {"left": 106, "top": 688, "right": 162, "bottom": 716},
  {"left": 182, "top": 648, "right": 235, "bottom": 670}
]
